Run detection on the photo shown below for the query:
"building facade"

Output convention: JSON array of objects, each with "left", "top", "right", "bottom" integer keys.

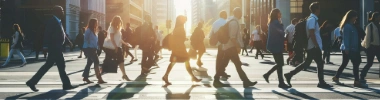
[
  {"left": 79, "top": 0, "right": 106, "bottom": 35},
  {"left": 66, "top": 0, "right": 80, "bottom": 39},
  {"left": 191, "top": 0, "right": 216, "bottom": 26},
  {"left": 106, "top": 0, "right": 144, "bottom": 29},
  {"left": 153, "top": 0, "right": 175, "bottom": 27}
]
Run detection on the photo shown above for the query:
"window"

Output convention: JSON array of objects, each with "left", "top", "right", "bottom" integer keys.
[{"left": 290, "top": 0, "right": 303, "bottom": 13}]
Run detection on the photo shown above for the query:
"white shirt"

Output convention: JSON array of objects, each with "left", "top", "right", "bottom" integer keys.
[
  {"left": 156, "top": 30, "right": 163, "bottom": 46},
  {"left": 285, "top": 24, "right": 295, "bottom": 43},
  {"left": 333, "top": 27, "right": 341, "bottom": 38},
  {"left": 251, "top": 30, "right": 261, "bottom": 41},
  {"left": 306, "top": 13, "right": 323, "bottom": 50},
  {"left": 208, "top": 18, "right": 227, "bottom": 46},
  {"left": 107, "top": 26, "right": 123, "bottom": 48}
]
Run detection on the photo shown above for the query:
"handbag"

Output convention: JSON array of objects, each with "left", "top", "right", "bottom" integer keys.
[{"left": 102, "top": 56, "right": 118, "bottom": 73}]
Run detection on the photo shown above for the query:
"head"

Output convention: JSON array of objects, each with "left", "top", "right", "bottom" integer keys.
[
  {"left": 110, "top": 16, "right": 123, "bottom": 31},
  {"left": 339, "top": 10, "right": 358, "bottom": 29},
  {"left": 219, "top": 10, "right": 228, "bottom": 19},
  {"left": 53, "top": 5, "right": 64, "bottom": 19},
  {"left": 369, "top": 12, "right": 380, "bottom": 23},
  {"left": 87, "top": 18, "right": 98, "bottom": 34},
  {"left": 126, "top": 23, "right": 130, "bottom": 28},
  {"left": 198, "top": 21, "right": 204, "bottom": 28},
  {"left": 255, "top": 25, "right": 261, "bottom": 31},
  {"left": 291, "top": 18, "right": 298, "bottom": 25},
  {"left": 233, "top": 7, "right": 242, "bottom": 19},
  {"left": 13, "top": 24, "right": 24, "bottom": 36},
  {"left": 175, "top": 15, "right": 187, "bottom": 27},
  {"left": 309, "top": 2, "right": 320, "bottom": 16},
  {"left": 268, "top": 8, "right": 281, "bottom": 25}
]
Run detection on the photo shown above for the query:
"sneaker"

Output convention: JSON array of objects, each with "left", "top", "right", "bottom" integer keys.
[
  {"left": 20, "top": 62, "right": 27, "bottom": 67},
  {"left": 354, "top": 81, "right": 368, "bottom": 88},
  {"left": 332, "top": 77, "right": 344, "bottom": 85},
  {"left": 213, "top": 81, "right": 224, "bottom": 88},
  {"left": 197, "top": 67, "right": 208, "bottom": 72},
  {"left": 284, "top": 73, "right": 293, "bottom": 87},
  {"left": 278, "top": 83, "right": 291, "bottom": 88},
  {"left": 243, "top": 81, "right": 257, "bottom": 88},
  {"left": 317, "top": 83, "right": 333, "bottom": 88}
]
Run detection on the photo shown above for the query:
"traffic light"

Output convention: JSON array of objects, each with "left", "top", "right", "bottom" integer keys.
[{"left": 166, "top": 20, "right": 171, "bottom": 29}]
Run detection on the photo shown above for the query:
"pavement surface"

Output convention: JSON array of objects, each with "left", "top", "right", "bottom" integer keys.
[{"left": 0, "top": 49, "right": 379, "bottom": 99}]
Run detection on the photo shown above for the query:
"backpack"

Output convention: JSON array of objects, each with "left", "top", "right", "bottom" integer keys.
[
  {"left": 162, "top": 34, "right": 172, "bottom": 50},
  {"left": 217, "top": 19, "right": 238, "bottom": 44},
  {"left": 292, "top": 16, "right": 317, "bottom": 50}
]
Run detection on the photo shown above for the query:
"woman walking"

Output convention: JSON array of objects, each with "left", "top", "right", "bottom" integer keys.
[
  {"left": 75, "top": 27, "right": 85, "bottom": 58},
  {"left": 162, "top": 15, "right": 202, "bottom": 85},
  {"left": 332, "top": 10, "right": 365, "bottom": 88},
  {"left": 1, "top": 24, "right": 27, "bottom": 67},
  {"left": 103, "top": 16, "right": 132, "bottom": 81},
  {"left": 361, "top": 12, "right": 380, "bottom": 86},
  {"left": 320, "top": 20, "right": 335, "bottom": 64},
  {"left": 263, "top": 9, "right": 291, "bottom": 88},
  {"left": 241, "top": 28, "right": 249, "bottom": 56},
  {"left": 81, "top": 19, "right": 106, "bottom": 84}
]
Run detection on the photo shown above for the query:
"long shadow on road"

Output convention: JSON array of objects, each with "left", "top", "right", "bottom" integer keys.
[{"left": 106, "top": 75, "right": 149, "bottom": 99}]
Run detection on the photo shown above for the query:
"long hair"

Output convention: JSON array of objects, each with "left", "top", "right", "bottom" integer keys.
[
  {"left": 86, "top": 18, "right": 98, "bottom": 34},
  {"left": 174, "top": 15, "right": 187, "bottom": 31},
  {"left": 13, "top": 24, "right": 24, "bottom": 37},
  {"left": 320, "top": 20, "right": 331, "bottom": 30},
  {"left": 268, "top": 8, "right": 281, "bottom": 25},
  {"left": 339, "top": 10, "right": 358, "bottom": 30},
  {"left": 369, "top": 12, "right": 379, "bottom": 23},
  {"left": 110, "top": 16, "right": 123, "bottom": 31}
]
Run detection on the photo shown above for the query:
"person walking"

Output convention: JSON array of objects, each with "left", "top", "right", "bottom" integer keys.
[
  {"left": 209, "top": 11, "right": 231, "bottom": 80},
  {"left": 162, "top": 15, "right": 202, "bottom": 85},
  {"left": 103, "top": 16, "right": 132, "bottom": 81},
  {"left": 139, "top": 15, "right": 156, "bottom": 75},
  {"left": 284, "top": 2, "right": 333, "bottom": 88},
  {"left": 122, "top": 23, "right": 136, "bottom": 63},
  {"left": 285, "top": 19, "right": 297, "bottom": 65},
  {"left": 213, "top": 8, "right": 257, "bottom": 88},
  {"left": 263, "top": 9, "right": 291, "bottom": 88},
  {"left": 153, "top": 26, "right": 163, "bottom": 62},
  {"left": 320, "top": 20, "right": 335, "bottom": 64},
  {"left": 26, "top": 6, "right": 76, "bottom": 92},
  {"left": 251, "top": 25, "right": 264, "bottom": 59},
  {"left": 361, "top": 12, "right": 380, "bottom": 86},
  {"left": 97, "top": 26, "right": 107, "bottom": 56},
  {"left": 1, "top": 24, "right": 27, "bottom": 67},
  {"left": 34, "top": 25, "right": 48, "bottom": 60},
  {"left": 81, "top": 19, "right": 106, "bottom": 84},
  {"left": 241, "top": 28, "right": 250, "bottom": 56},
  {"left": 75, "top": 27, "right": 85, "bottom": 58},
  {"left": 191, "top": 21, "right": 206, "bottom": 67},
  {"left": 332, "top": 10, "right": 365, "bottom": 88}
]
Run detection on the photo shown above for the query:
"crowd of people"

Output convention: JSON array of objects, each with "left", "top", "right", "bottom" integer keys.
[{"left": 1, "top": 2, "right": 379, "bottom": 92}]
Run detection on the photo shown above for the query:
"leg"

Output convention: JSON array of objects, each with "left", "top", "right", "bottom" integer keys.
[
  {"left": 335, "top": 51, "right": 350, "bottom": 78},
  {"left": 141, "top": 50, "right": 149, "bottom": 74},
  {"left": 55, "top": 52, "right": 72, "bottom": 87},
  {"left": 15, "top": 49, "right": 27, "bottom": 65},
  {"left": 312, "top": 48, "right": 326, "bottom": 83},
  {"left": 288, "top": 49, "right": 314, "bottom": 76},
  {"left": 35, "top": 50, "right": 40, "bottom": 59},
  {"left": 2, "top": 49, "right": 15, "bottom": 66},
  {"left": 214, "top": 45, "right": 227, "bottom": 79},
  {"left": 185, "top": 61, "right": 198, "bottom": 79},
  {"left": 228, "top": 48, "right": 249, "bottom": 82},
  {"left": 266, "top": 53, "right": 283, "bottom": 75},
  {"left": 361, "top": 47, "right": 375, "bottom": 79},
  {"left": 82, "top": 55, "right": 93, "bottom": 79},
  {"left": 351, "top": 52, "right": 361, "bottom": 82},
  {"left": 27, "top": 53, "right": 56, "bottom": 85}
]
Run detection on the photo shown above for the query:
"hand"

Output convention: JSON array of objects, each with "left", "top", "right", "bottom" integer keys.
[{"left": 345, "top": 50, "right": 349, "bottom": 54}]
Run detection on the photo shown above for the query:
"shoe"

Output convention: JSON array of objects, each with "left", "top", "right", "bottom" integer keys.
[
  {"left": 261, "top": 56, "right": 264, "bottom": 59},
  {"left": 97, "top": 80, "right": 107, "bottom": 84},
  {"left": 243, "top": 81, "right": 257, "bottom": 88},
  {"left": 63, "top": 85, "right": 78, "bottom": 90},
  {"left": 192, "top": 78, "right": 202, "bottom": 82},
  {"left": 122, "top": 75, "right": 132, "bottom": 81},
  {"left": 221, "top": 73, "right": 231, "bottom": 78},
  {"left": 78, "top": 56, "right": 82, "bottom": 58},
  {"left": 162, "top": 76, "right": 172, "bottom": 85},
  {"left": 263, "top": 74, "right": 270, "bottom": 83},
  {"left": 354, "top": 81, "right": 368, "bottom": 88},
  {"left": 246, "top": 54, "right": 249, "bottom": 56},
  {"left": 197, "top": 61, "right": 203, "bottom": 66},
  {"left": 317, "top": 83, "right": 333, "bottom": 88},
  {"left": 360, "top": 79, "right": 367, "bottom": 84},
  {"left": 332, "top": 77, "right": 344, "bottom": 85},
  {"left": 26, "top": 82, "right": 39, "bottom": 92},
  {"left": 83, "top": 78, "right": 94, "bottom": 84},
  {"left": 20, "top": 62, "right": 27, "bottom": 67},
  {"left": 326, "top": 62, "right": 334, "bottom": 64},
  {"left": 197, "top": 67, "right": 208, "bottom": 72},
  {"left": 213, "top": 81, "right": 224, "bottom": 88},
  {"left": 255, "top": 57, "right": 258, "bottom": 59},
  {"left": 278, "top": 83, "right": 291, "bottom": 88},
  {"left": 284, "top": 73, "right": 292, "bottom": 87}
]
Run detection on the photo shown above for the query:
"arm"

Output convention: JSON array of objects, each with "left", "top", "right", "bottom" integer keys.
[
  {"left": 12, "top": 32, "right": 19, "bottom": 48},
  {"left": 342, "top": 25, "right": 351, "bottom": 52},
  {"left": 307, "top": 19, "right": 319, "bottom": 48}
]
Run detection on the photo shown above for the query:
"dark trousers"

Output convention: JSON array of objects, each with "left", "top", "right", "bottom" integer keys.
[
  {"left": 27, "top": 51, "right": 71, "bottom": 87},
  {"left": 361, "top": 45, "right": 380, "bottom": 79},
  {"left": 288, "top": 48, "right": 325, "bottom": 83},
  {"left": 335, "top": 51, "right": 361, "bottom": 81},
  {"left": 97, "top": 46, "right": 103, "bottom": 56},
  {"left": 265, "top": 53, "right": 285, "bottom": 83},
  {"left": 35, "top": 49, "right": 47, "bottom": 59},
  {"left": 215, "top": 47, "right": 249, "bottom": 82},
  {"left": 142, "top": 49, "right": 154, "bottom": 70},
  {"left": 254, "top": 41, "right": 264, "bottom": 58},
  {"left": 123, "top": 46, "right": 134, "bottom": 58},
  {"left": 241, "top": 43, "right": 249, "bottom": 55},
  {"left": 82, "top": 48, "right": 100, "bottom": 78},
  {"left": 323, "top": 46, "right": 331, "bottom": 62},
  {"left": 214, "top": 45, "right": 227, "bottom": 78}
]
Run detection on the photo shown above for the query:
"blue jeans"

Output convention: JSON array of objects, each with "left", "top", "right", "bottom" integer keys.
[{"left": 2, "top": 49, "right": 26, "bottom": 66}]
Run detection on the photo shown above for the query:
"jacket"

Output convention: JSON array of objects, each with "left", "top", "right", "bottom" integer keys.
[
  {"left": 362, "top": 22, "right": 380, "bottom": 48},
  {"left": 267, "top": 20, "right": 285, "bottom": 53}
]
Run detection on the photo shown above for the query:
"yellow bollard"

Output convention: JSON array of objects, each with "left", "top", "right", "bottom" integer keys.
[{"left": 0, "top": 39, "right": 10, "bottom": 58}]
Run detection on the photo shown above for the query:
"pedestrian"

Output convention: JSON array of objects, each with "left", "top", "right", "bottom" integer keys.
[
  {"left": 1, "top": 24, "right": 27, "bottom": 67},
  {"left": 361, "top": 12, "right": 380, "bottom": 86},
  {"left": 34, "top": 25, "right": 47, "bottom": 60},
  {"left": 26, "top": 5, "right": 76, "bottom": 92},
  {"left": 251, "top": 25, "right": 264, "bottom": 59},
  {"left": 285, "top": 18, "right": 297, "bottom": 64},
  {"left": 213, "top": 8, "right": 257, "bottom": 88},
  {"left": 162, "top": 15, "right": 202, "bottom": 85},
  {"left": 139, "top": 15, "right": 156, "bottom": 75},
  {"left": 263, "top": 8, "right": 291, "bottom": 88},
  {"left": 97, "top": 26, "right": 106, "bottom": 56},
  {"left": 284, "top": 2, "right": 333, "bottom": 88},
  {"left": 320, "top": 20, "right": 335, "bottom": 64},
  {"left": 75, "top": 27, "right": 85, "bottom": 58},
  {"left": 153, "top": 26, "right": 163, "bottom": 62},
  {"left": 81, "top": 18, "right": 106, "bottom": 84},
  {"left": 209, "top": 11, "right": 231, "bottom": 80},
  {"left": 332, "top": 10, "right": 365, "bottom": 88},
  {"left": 332, "top": 27, "right": 342, "bottom": 52},
  {"left": 291, "top": 19, "right": 306, "bottom": 66},
  {"left": 191, "top": 21, "right": 207, "bottom": 68},
  {"left": 241, "top": 28, "right": 249, "bottom": 56},
  {"left": 122, "top": 23, "right": 136, "bottom": 63},
  {"left": 103, "top": 16, "right": 132, "bottom": 81}
]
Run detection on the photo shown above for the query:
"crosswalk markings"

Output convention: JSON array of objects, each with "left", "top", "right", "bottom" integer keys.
[{"left": 0, "top": 81, "right": 379, "bottom": 85}]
